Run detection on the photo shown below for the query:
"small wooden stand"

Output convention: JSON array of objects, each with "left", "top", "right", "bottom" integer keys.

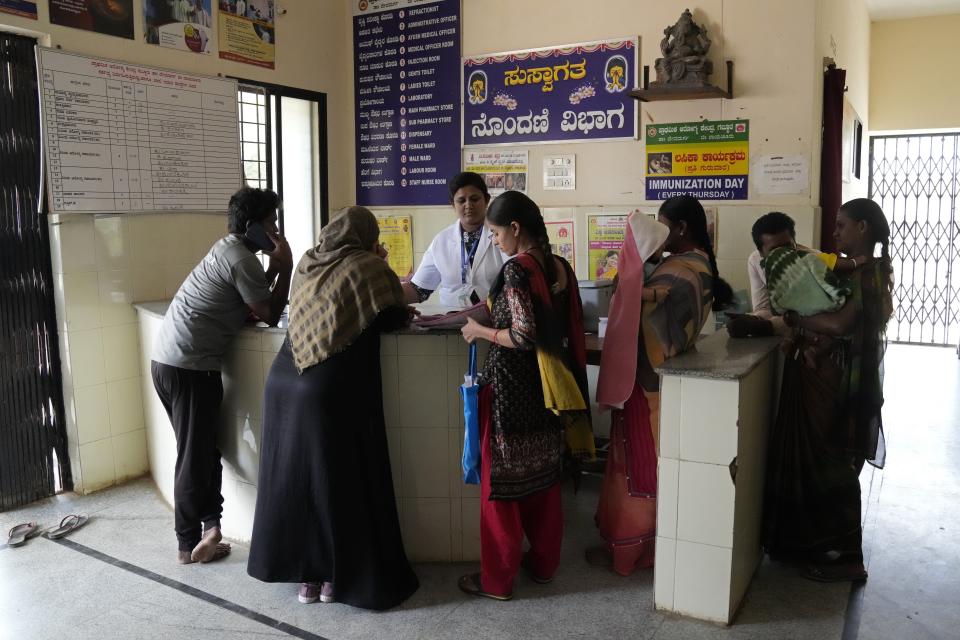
[{"left": 630, "top": 60, "right": 734, "bottom": 102}]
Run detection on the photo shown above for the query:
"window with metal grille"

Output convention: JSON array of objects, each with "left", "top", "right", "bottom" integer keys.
[
  {"left": 235, "top": 80, "right": 328, "bottom": 265},
  {"left": 238, "top": 85, "right": 269, "bottom": 190},
  {"left": 869, "top": 133, "right": 960, "bottom": 347}
]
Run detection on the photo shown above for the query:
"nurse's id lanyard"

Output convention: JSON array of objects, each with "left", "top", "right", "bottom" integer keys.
[{"left": 460, "top": 230, "right": 481, "bottom": 284}]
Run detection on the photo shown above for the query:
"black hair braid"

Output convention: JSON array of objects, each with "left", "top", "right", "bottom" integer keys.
[
  {"left": 694, "top": 227, "right": 734, "bottom": 311},
  {"left": 533, "top": 218, "right": 557, "bottom": 287}
]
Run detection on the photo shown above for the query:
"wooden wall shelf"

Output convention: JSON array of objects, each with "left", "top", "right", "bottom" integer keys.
[{"left": 631, "top": 60, "right": 734, "bottom": 102}]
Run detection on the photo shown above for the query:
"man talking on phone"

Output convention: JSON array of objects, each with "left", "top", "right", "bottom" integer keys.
[{"left": 151, "top": 187, "right": 293, "bottom": 565}]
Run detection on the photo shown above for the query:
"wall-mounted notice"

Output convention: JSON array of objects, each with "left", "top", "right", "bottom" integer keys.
[
  {"left": 587, "top": 214, "right": 626, "bottom": 280},
  {"left": 645, "top": 120, "right": 749, "bottom": 201},
  {"left": 377, "top": 214, "right": 414, "bottom": 277},
  {"left": 38, "top": 47, "right": 241, "bottom": 213},
  {"left": 218, "top": 0, "right": 276, "bottom": 69},
  {"left": 463, "top": 148, "right": 527, "bottom": 196},
  {"left": 546, "top": 220, "right": 575, "bottom": 271},
  {"left": 0, "top": 0, "right": 37, "bottom": 19},
  {"left": 50, "top": 0, "right": 135, "bottom": 39},
  {"left": 755, "top": 154, "right": 809, "bottom": 195},
  {"left": 144, "top": 0, "right": 213, "bottom": 54},
  {"left": 354, "top": 0, "right": 461, "bottom": 206},
  {"left": 544, "top": 154, "right": 575, "bottom": 190},
  {"left": 463, "top": 38, "right": 636, "bottom": 146}
]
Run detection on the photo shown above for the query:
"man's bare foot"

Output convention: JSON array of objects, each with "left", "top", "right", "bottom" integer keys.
[{"left": 191, "top": 527, "right": 231, "bottom": 563}]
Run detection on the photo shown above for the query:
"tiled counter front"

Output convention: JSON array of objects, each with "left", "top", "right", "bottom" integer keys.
[
  {"left": 136, "top": 302, "right": 485, "bottom": 562},
  {"left": 653, "top": 333, "right": 781, "bottom": 624}
]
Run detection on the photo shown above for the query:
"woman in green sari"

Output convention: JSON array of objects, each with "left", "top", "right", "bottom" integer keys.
[{"left": 763, "top": 198, "right": 893, "bottom": 582}]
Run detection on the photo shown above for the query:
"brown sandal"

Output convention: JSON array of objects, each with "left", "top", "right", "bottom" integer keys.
[{"left": 457, "top": 573, "right": 512, "bottom": 601}]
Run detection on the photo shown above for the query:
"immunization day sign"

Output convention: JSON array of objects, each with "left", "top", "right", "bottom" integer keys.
[
  {"left": 463, "top": 38, "right": 636, "bottom": 146},
  {"left": 645, "top": 120, "right": 749, "bottom": 200}
]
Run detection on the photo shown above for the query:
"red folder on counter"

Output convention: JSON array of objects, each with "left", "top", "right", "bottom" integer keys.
[{"left": 412, "top": 302, "right": 490, "bottom": 329}]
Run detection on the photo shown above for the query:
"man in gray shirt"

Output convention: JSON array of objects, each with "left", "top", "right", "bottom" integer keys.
[{"left": 152, "top": 187, "right": 292, "bottom": 565}]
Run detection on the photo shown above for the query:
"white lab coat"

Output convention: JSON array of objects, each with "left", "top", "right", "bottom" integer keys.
[{"left": 411, "top": 220, "right": 506, "bottom": 308}]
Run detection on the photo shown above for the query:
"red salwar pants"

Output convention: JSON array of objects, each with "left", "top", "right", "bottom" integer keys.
[{"left": 478, "top": 385, "right": 563, "bottom": 596}]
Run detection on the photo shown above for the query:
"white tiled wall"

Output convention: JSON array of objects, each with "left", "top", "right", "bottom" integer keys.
[
  {"left": 52, "top": 212, "right": 227, "bottom": 494},
  {"left": 654, "top": 358, "right": 777, "bottom": 624}
]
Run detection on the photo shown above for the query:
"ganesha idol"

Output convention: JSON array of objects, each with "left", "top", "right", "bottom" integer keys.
[{"left": 652, "top": 8, "right": 714, "bottom": 87}]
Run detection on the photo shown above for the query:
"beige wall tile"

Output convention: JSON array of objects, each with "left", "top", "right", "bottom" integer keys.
[
  {"left": 398, "top": 355, "right": 448, "bottom": 427},
  {"left": 61, "top": 271, "right": 102, "bottom": 331},
  {"left": 107, "top": 377, "right": 145, "bottom": 436},
  {"left": 653, "top": 536, "right": 678, "bottom": 611},
  {"left": 93, "top": 217, "right": 131, "bottom": 270},
  {"left": 402, "top": 497, "right": 451, "bottom": 562},
  {"left": 401, "top": 428, "right": 450, "bottom": 498},
  {"left": 78, "top": 437, "right": 116, "bottom": 493},
  {"left": 102, "top": 323, "right": 141, "bottom": 382},
  {"left": 68, "top": 328, "right": 105, "bottom": 389},
  {"left": 112, "top": 429, "right": 148, "bottom": 482},
  {"left": 74, "top": 384, "right": 111, "bottom": 445},
  {"left": 672, "top": 540, "right": 733, "bottom": 623},
  {"left": 677, "top": 461, "right": 736, "bottom": 549},
  {"left": 98, "top": 270, "right": 136, "bottom": 326}
]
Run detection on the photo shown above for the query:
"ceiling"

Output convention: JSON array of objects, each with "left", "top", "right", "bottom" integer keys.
[{"left": 866, "top": 0, "right": 960, "bottom": 20}]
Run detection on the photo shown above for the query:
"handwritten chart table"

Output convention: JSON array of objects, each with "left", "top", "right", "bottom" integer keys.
[{"left": 38, "top": 48, "right": 240, "bottom": 213}]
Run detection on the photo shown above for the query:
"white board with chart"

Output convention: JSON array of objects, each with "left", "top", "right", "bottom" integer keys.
[{"left": 37, "top": 47, "right": 241, "bottom": 214}]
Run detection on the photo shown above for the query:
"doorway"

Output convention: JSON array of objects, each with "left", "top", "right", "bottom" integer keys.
[
  {"left": 869, "top": 133, "right": 960, "bottom": 348},
  {"left": 0, "top": 31, "right": 72, "bottom": 510}
]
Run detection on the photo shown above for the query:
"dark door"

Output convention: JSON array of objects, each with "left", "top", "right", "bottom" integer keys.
[{"left": 0, "top": 32, "right": 72, "bottom": 510}]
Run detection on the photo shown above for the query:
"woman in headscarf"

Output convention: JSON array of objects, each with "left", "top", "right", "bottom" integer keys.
[
  {"left": 589, "top": 196, "right": 733, "bottom": 576},
  {"left": 458, "top": 191, "right": 592, "bottom": 600},
  {"left": 247, "top": 206, "right": 419, "bottom": 610},
  {"left": 763, "top": 198, "right": 892, "bottom": 582}
]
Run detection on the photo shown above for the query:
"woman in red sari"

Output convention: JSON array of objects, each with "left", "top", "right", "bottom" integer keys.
[
  {"left": 460, "top": 191, "right": 592, "bottom": 600},
  {"left": 590, "top": 196, "right": 734, "bottom": 576}
]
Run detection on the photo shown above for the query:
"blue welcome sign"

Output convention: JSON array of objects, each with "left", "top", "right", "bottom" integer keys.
[{"left": 462, "top": 39, "right": 637, "bottom": 146}]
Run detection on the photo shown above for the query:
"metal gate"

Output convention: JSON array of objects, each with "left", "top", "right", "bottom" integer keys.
[
  {"left": 869, "top": 133, "right": 960, "bottom": 346},
  {"left": 0, "top": 32, "right": 72, "bottom": 510}
]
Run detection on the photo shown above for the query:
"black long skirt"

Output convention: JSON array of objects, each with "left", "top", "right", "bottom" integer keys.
[
  {"left": 762, "top": 341, "right": 863, "bottom": 561},
  {"left": 246, "top": 328, "right": 419, "bottom": 610}
]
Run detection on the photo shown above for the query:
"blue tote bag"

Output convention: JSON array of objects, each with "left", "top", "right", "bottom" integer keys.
[{"left": 460, "top": 342, "right": 481, "bottom": 484}]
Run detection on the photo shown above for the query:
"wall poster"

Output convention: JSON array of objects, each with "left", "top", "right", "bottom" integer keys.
[
  {"left": 546, "top": 219, "right": 575, "bottom": 271},
  {"left": 463, "top": 38, "right": 636, "bottom": 146},
  {"left": 49, "top": 0, "right": 135, "bottom": 39},
  {"left": 645, "top": 119, "right": 749, "bottom": 201},
  {"left": 0, "top": 0, "right": 37, "bottom": 19},
  {"left": 218, "top": 0, "right": 275, "bottom": 68},
  {"left": 144, "top": 0, "right": 213, "bottom": 54},
  {"left": 353, "top": 0, "right": 461, "bottom": 206},
  {"left": 462, "top": 148, "right": 527, "bottom": 196},
  {"left": 377, "top": 214, "right": 414, "bottom": 277},
  {"left": 587, "top": 214, "right": 626, "bottom": 280}
]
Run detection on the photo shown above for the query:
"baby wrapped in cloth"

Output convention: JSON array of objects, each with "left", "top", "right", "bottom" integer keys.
[{"left": 763, "top": 247, "right": 849, "bottom": 316}]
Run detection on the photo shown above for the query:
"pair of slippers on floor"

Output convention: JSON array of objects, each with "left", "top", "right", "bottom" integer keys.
[{"left": 6, "top": 515, "right": 88, "bottom": 547}]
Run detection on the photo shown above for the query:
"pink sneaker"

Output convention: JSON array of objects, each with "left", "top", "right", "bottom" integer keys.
[
  {"left": 298, "top": 582, "right": 319, "bottom": 604},
  {"left": 319, "top": 581, "right": 334, "bottom": 603}
]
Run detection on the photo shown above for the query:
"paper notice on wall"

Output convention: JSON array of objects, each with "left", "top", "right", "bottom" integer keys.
[
  {"left": 543, "top": 155, "right": 575, "bottom": 190},
  {"left": 755, "top": 154, "right": 809, "bottom": 195},
  {"left": 546, "top": 220, "right": 575, "bottom": 271},
  {"left": 377, "top": 214, "right": 414, "bottom": 277},
  {"left": 463, "top": 148, "right": 528, "bottom": 196}
]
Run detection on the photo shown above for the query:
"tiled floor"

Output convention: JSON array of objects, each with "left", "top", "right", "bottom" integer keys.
[{"left": 1, "top": 344, "right": 955, "bottom": 640}]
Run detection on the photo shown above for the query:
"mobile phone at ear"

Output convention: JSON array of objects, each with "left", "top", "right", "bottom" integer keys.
[{"left": 244, "top": 222, "right": 275, "bottom": 252}]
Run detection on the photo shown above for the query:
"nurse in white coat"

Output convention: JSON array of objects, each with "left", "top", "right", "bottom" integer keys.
[{"left": 402, "top": 172, "right": 506, "bottom": 308}]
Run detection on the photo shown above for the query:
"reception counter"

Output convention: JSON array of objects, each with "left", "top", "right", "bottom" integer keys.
[
  {"left": 136, "top": 302, "right": 780, "bottom": 615},
  {"left": 136, "top": 301, "right": 488, "bottom": 563},
  {"left": 652, "top": 332, "right": 781, "bottom": 624}
]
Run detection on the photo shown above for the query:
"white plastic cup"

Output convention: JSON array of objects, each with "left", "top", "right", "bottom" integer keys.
[{"left": 598, "top": 317, "right": 608, "bottom": 338}]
